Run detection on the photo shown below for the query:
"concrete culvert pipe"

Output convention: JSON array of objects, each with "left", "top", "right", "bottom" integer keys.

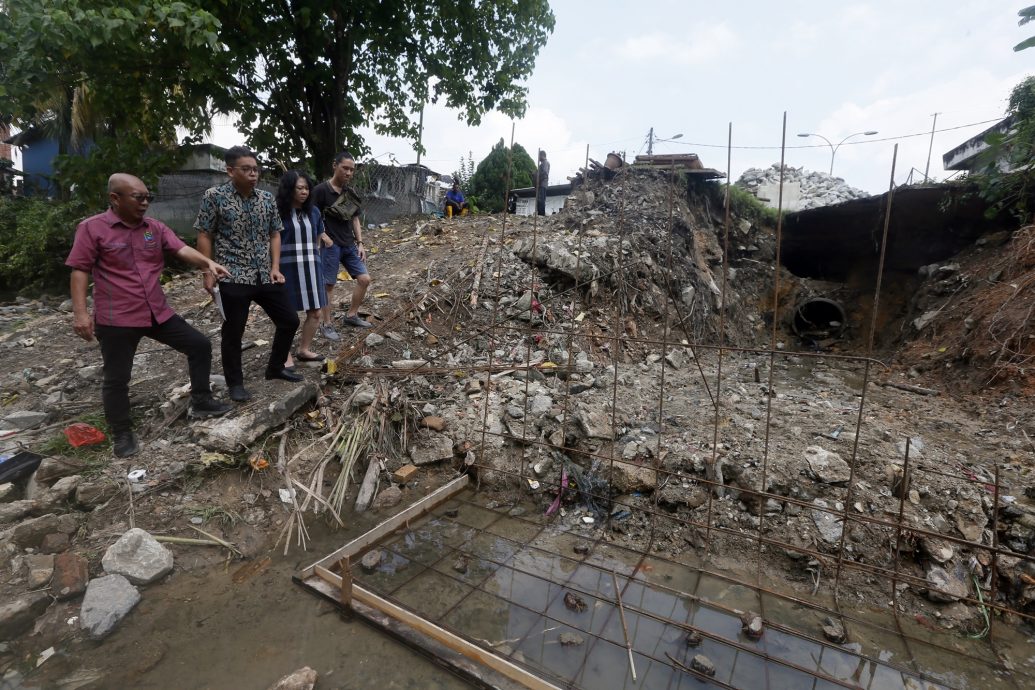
[{"left": 792, "top": 298, "right": 847, "bottom": 338}]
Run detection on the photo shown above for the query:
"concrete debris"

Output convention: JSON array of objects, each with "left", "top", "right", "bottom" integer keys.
[
  {"left": 25, "top": 554, "right": 55, "bottom": 589},
  {"left": 558, "top": 632, "right": 584, "bottom": 646},
  {"left": 803, "top": 445, "right": 850, "bottom": 484},
  {"left": 0, "top": 409, "right": 49, "bottom": 430},
  {"left": 409, "top": 431, "right": 455, "bottom": 465},
  {"left": 80, "top": 574, "right": 140, "bottom": 639},
  {"left": 821, "top": 617, "right": 847, "bottom": 644},
  {"left": 371, "top": 485, "right": 402, "bottom": 511},
  {"left": 101, "top": 528, "right": 174, "bottom": 585},
  {"left": 360, "top": 550, "right": 383, "bottom": 573},
  {"left": 924, "top": 565, "right": 969, "bottom": 603},
  {"left": 811, "top": 499, "right": 843, "bottom": 544},
  {"left": 266, "top": 667, "right": 318, "bottom": 690},
  {"left": 0, "top": 592, "right": 50, "bottom": 641},
  {"left": 690, "top": 653, "right": 716, "bottom": 676},
  {"left": 736, "top": 164, "right": 869, "bottom": 210},
  {"left": 193, "top": 382, "right": 319, "bottom": 451}
]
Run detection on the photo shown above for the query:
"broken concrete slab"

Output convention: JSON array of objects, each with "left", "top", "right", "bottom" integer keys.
[
  {"left": 193, "top": 382, "right": 318, "bottom": 452},
  {"left": 80, "top": 574, "right": 140, "bottom": 639},
  {"left": 575, "top": 405, "right": 612, "bottom": 440},
  {"left": 101, "top": 528, "right": 174, "bottom": 585},
  {"left": 409, "top": 430, "right": 455, "bottom": 465}
]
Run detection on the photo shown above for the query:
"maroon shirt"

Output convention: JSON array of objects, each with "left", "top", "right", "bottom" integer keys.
[{"left": 65, "top": 210, "right": 186, "bottom": 327}]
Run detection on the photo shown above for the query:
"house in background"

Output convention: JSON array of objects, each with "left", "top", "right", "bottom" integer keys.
[
  {"left": 942, "top": 117, "right": 1014, "bottom": 174},
  {"left": 2, "top": 127, "right": 94, "bottom": 197},
  {"left": 510, "top": 183, "right": 572, "bottom": 216}
]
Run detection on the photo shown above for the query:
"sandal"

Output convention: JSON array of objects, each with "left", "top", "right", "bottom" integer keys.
[{"left": 295, "top": 351, "right": 325, "bottom": 362}]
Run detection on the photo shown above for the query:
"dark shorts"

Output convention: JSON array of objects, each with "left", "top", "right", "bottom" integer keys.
[{"left": 321, "top": 243, "right": 368, "bottom": 286}]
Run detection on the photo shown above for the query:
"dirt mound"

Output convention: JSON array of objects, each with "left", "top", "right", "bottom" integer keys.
[{"left": 896, "top": 225, "right": 1035, "bottom": 392}]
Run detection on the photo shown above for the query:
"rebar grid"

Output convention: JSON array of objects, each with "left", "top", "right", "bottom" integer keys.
[
  {"left": 315, "top": 125, "right": 1033, "bottom": 688},
  {"left": 344, "top": 491, "right": 1013, "bottom": 690}
]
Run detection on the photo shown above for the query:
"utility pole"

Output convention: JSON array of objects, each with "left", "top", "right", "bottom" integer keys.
[
  {"left": 923, "top": 112, "right": 940, "bottom": 182},
  {"left": 647, "top": 127, "right": 654, "bottom": 156}
]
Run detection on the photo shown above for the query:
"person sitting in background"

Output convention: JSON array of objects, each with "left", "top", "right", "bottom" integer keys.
[
  {"left": 276, "top": 170, "right": 332, "bottom": 369},
  {"left": 444, "top": 182, "right": 470, "bottom": 217}
]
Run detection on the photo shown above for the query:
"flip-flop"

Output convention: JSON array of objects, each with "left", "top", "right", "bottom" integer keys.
[{"left": 295, "top": 351, "right": 325, "bottom": 362}]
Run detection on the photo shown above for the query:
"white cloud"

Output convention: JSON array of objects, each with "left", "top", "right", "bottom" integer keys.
[{"left": 618, "top": 26, "right": 736, "bottom": 66}]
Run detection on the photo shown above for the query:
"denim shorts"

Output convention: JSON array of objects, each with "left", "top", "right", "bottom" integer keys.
[{"left": 321, "top": 244, "right": 368, "bottom": 285}]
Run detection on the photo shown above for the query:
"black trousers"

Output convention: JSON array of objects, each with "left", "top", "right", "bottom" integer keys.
[
  {"left": 219, "top": 282, "right": 300, "bottom": 387},
  {"left": 96, "top": 314, "right": 212, "bottom": 434},
  {"left": 536, "top": 186, "right": 547, "bottom": 216}
]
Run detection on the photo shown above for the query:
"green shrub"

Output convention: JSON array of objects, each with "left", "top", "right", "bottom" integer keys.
[
  {"left": 724, "top": 184, "right": 780, "bottom": 226},
  {"left": 0, "top": 197, "right": 90, "bottom": 294}
]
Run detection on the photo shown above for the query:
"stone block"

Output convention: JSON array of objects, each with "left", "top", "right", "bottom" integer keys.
[
  {"left": 101, "top": 528, "right": 173, "bottom": 585},
  {"left": 80, "top": 574, "right": 140, "bottom": 639}
]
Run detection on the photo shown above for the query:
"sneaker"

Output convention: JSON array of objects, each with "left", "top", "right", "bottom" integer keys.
[
  {"left": 342, "top": 314, "right": 373, "bottom": 328},
  {"left": 191, "top": 396, "right": 232, "bottom": 418},
  {"left": 113, "top": 431, "right": 140, "bottom": 458},
  {"left": 320, "top": 324, "right": 341, "bottom": 341},
  {"left": 228, "top": 385, "right": 253, "bottom": 402}
]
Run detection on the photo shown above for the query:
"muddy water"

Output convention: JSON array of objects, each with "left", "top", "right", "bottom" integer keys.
[
  {"left": 21, "top": 520, "right": 469, "bottom": 690},
  {"left": 344, "top": 492, "right": 1032, "bottom": 690}
]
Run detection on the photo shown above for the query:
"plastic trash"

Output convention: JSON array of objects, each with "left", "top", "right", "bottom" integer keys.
[
  {"left": 63, "top": 423, "right": 106, "bottom": 448},
  {"left": 0, "top": 450, "right": 44, "bottom": 483}
]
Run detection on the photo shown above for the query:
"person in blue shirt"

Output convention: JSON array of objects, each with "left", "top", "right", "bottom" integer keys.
[{"left": 444, "top": 182, "right": 470, "bottom": 217}]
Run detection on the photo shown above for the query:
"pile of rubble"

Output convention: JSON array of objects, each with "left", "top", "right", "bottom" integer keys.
[{"left": 736, "top": 164, "right": 870, "bottom": 210}]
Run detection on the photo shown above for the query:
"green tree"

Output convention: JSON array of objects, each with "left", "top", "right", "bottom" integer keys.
[
  {"left": 974, "top": 75, "right": 1035, "bottom": 221},
  {"left": 469, "top": 138, "right": 535, "bottom": 213},
  {"left": 1016, "top": 6, "right": 1035, "bottom": 51},
  {"left": 453, "top": 151, "right": 475, "bottom": 194},
  {"left": 0, "top": 0, "right": 222, "bottom": 203},
  {"left": 207, "top": 1, "right": 555, "bottom": 174}
]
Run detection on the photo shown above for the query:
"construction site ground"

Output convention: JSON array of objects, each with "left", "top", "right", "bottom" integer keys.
[{"left": 0, "top": 170, "right": 1033, "bottom": 688}]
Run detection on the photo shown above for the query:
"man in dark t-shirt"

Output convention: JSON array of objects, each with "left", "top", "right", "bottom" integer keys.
[{"left": 312, "top": 151, "right": 373, "bottom": 338}]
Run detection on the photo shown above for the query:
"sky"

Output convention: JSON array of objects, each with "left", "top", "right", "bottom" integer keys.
[
  {"left": 257, "top": 0, "right": 1022, "bottom": 195},
  {"left": 14, "top": 2, "right": 1026, "bottom": 196}
]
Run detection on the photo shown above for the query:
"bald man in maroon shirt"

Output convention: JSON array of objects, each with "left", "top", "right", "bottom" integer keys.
[{"left": 66, "top": 173, "right": 233, "bottom": 458}]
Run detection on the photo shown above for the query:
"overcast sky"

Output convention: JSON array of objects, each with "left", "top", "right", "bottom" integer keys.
[{"left": 207, "top": 3, "right": 1029, "bottom": 193}]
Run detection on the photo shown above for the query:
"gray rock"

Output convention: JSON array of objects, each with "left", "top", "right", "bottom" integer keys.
[
  {"left": 821, "top": 616, "right": 847, "bottom": 643},
  {"left": 77, "top": 365, "right": 102, "bottom": 381},
  {"left": 0, "top": 592, "right": 50, "bottom": 641},
  {"left": 575, "top": 406, "right": 612, "bottom": 440},
  {"left": 25, "top": 554, "right": 55, "bottom": 589},
  {"left": 0, "top": 483, "right": 12, "bottom": 501},
  {"left": 895, "top": 437, "right": 924, "bottom": 458},
  {"left": 35, "top": 475, "right": 82, "bottom": 511},
  {"left": 0, "top": 500, "right": 35, "bottom": 525},
  {"left": 925, "top": 566, "right": 969, "bottom": 603},
  {"left": 690, "top": 653, "right": 716, "bottom": 676},
  {"left": 529, "top": 394, "right": 552, "bottom": 415},
  {"left": 611, "top": 461, "right": 656, "bottom": 493},
  {"left": 75, "top": 480, "right": 119, "bottom": 509},
  {"left": 371, "top": 485, "right": 402, "bottom": 511},
  {"left": 364, "top": 333, "right": 385, "bottom": 347},
  {"left": 194, "top": 383, "right": 319, "bottom": 452},
  {"left": 80, "top": 574, "right": 140, "bottom": 639},
  {"left": 558, "top": 632, "right": 584, "bottom": 646},
  {"left": 34, "top": 456, "right": 87, "bottom": 484},
  {"left": 266, "top": 667, "right": 318, "bottom": 690},
  {"left": 101, "top": 528, "right": 173, "bottom": 585},
  {"left": 360, "top": 550, "right": 383, "bottom": 573},
  {"left": 12, "top": 513, "right": 77, "bottom": 548},
  {"left": 811, "top": 499, "right": 843, "bottom": 544},
  {"left": 0, "top": 410, "right": 48, "bottom": 430},
  {"left": 409, "top": 431, "right": 454, "bottom": 465},
  {"left": 391, "top": 359, "right": 429, "bottom": 370},
  {"left": 803, "top": 446, "right": 850, "bottom": 484}
]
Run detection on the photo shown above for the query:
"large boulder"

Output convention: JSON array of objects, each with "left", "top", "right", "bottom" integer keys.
[{"left": 101, "top": 528, "right": 173, "bottom": 585}]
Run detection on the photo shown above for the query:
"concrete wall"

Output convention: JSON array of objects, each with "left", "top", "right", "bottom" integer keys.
[
  {"left": 514, "top": 193, "right": 566, "bottom": 216},
  {"left": 148, "top": 172, "right": 276, "bottom": 237}
]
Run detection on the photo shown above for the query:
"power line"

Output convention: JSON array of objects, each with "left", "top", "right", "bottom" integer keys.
[{"left": 664, "top": 117, "right": 1004, "bottom": 150}]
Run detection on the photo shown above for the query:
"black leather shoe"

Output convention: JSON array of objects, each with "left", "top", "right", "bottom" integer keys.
[
  {"left": 113, "top": 431, "right": 139, "bottom": 458},
  {"left": 191, "top": 396, "right": 233, "bottom": 418},
  {"left": 265, "top": 368, "right": 304, "bottom": 382},
  {"left": 228, "top": 385, "right": 253, "bottom": 402}
]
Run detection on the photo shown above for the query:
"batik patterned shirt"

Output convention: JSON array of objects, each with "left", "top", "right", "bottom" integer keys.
[{"left": 194, "top": 181, "right": 279, "bottom": 285}]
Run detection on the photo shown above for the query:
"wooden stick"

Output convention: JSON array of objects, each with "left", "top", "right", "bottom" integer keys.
[
  {"left": 188, "top": 525, "right": 242, "bottom": 556},
  {"left": 878, "top": 380, "right": 939, "bottom": 396},
  {"left": 611, "top": 569, "right": 637, "bottom": 681},
  {"left": 354, "top": 455, "right": 381, "bottom": 513},
  {"left": 310, "top": 568, "right": 561, "bottom": 690},
  {"left": 338, "top": 557, "right": 353, "bottom": 608},
  {"left": 154, "top": 536, "right": 224, "bottom": 548},
  {"left": 469, "top": 234, "right": 491, "bottom": 307}
]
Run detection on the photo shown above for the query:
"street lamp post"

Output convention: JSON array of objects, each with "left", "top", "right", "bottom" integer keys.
[
  {"left": 647, "top": 129, "right": 683, "bottom": 156},
  {"left": 797, "top": 130, "right": 878, "bottom": 176}
]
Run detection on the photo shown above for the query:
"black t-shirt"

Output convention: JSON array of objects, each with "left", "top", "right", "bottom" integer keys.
[{"left": 312, "top": 181, "right": 358, "bottom": 247}]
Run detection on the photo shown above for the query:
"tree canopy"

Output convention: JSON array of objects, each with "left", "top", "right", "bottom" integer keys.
[
  {"left": 469, "top": 138, "right": 535, "bottom": 213},
  {"left": 0, "top": 0, "right": 556, "bottom": 198},
  {"left": 975, "top": 76, "right": 1035, "bottom": 221}
]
